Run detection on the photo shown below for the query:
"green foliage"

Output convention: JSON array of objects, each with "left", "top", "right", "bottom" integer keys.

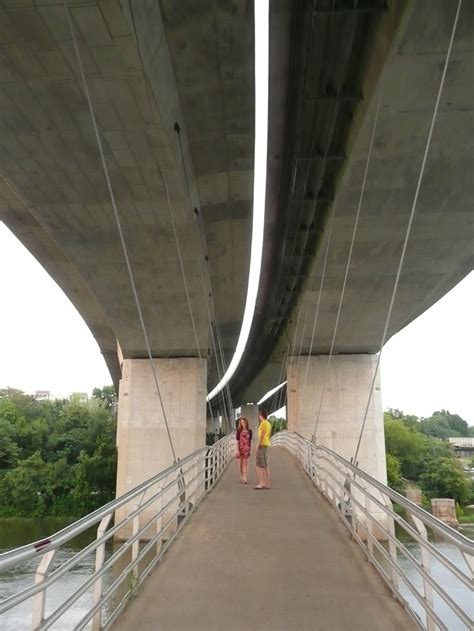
[
  {"left": 92, "top": 386, "right": 117, "bottom": 411},
  {"left": 384, "top": 408, "right": 474, "bottom": 508},
  {"left": 459, "top": 514, "right": 474, "bottom": 523},
  {"left": 269, "top": 417, "right": 287, "bottom": 435},
  {"left": 386, "top": 454, "right": 405, "bottom": 493},
  {"left": 420, "top": 410, "right": 470, "bottom": 439},
  {"left": 419, "top": 458, "right": 470, "bottom": 505},
  {"left": 0, "top": 389, "right": 117, "bottom": 518},
  {"left": 384, "top": 418, "right": 430, "bottom": 479}
]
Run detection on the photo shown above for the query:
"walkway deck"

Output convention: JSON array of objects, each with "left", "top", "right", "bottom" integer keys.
[{"left": 113, "top": 448, "right": 412, "bottom": 631}]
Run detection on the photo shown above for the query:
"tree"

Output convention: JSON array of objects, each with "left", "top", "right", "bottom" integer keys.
[
  {"left": 0, "top": 387, "right": 118, "bottom": 518},
  {"left": 269, "top": 417, "right": 286, "bottom": 435},
  {"left": 92, "top": 386, "right": 117, "bottom": 411},
  {"left": 386, "top": 454, "right": 405, "bottom": 493},
  {"left": 0, "top": 419, "right": 20, "bottom": 468},
  {"left": 419, "top": 458, "right": 470, "bottom": 505},
  {"left": 420, "top": 410, "right": 470, "bottom": 439},
  {"left": 74, "top": 441, "right": 117, "bottom": 514},
  {"left": 384, "top": 419, "right": 428, "bottom": 480},
  {"left": 385, "top": 409, "right": 420, "bottom": 429}
]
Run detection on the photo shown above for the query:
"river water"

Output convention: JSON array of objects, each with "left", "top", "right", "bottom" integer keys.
[
  {"left": 0, "top": 519, "right": 103, "bottom": 630},
  {"left": 1, "top": 519, "right": 473, "bottom": 630}
]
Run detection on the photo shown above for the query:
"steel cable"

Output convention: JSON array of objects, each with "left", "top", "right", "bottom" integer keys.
[
  {"left": 64, "top": 0, "right": 178, "bottom": 462},
  {"left": 352, "top": 0, "right": 463, "bottom": 465},
  {"left": 311, "top": 73, "right": 385, "bottom": 441}
]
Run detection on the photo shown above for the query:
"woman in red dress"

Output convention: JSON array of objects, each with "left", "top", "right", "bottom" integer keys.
[{"left": 236, "top": 417, "right": 253, "bottom": 484}]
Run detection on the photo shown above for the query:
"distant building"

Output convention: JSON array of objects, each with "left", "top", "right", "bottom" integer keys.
[
  {"left": 448, "top": 437, "right": 474, "bottom": 457},
  {"left": 70, "top": 392, "right": 89, "bottom": 404},
  {"left": 35, "top": 390, "right": 50, "bottom": 401}
]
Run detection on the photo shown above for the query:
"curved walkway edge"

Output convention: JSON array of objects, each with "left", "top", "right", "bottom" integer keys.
[{"left": 113, "top": 448, "right": 413, "bottom": 631}]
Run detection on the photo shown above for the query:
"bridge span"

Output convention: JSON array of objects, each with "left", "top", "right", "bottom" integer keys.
[
  {"left": 113, "top": 447, "right": 411, "bottom": 631},
  {"left": 1, "top": 432, "right": 472, "bottom": 630}
]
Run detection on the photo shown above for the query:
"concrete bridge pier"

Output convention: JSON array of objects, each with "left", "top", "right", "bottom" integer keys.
[
  {"left": 287, "top": 355, "right": 389, "bottom": 537},
  {"left": 114, "top": 357, "right": 207, "bottom": 539},
  {"left": 240, "top": 403, "right": 260, "bottom": 437}
]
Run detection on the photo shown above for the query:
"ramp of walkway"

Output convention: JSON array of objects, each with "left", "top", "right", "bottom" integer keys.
[{"left": 113, "top": 448, "right": 412, "bottom": 631}]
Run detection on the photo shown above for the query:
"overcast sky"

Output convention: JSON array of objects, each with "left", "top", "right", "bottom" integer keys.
[{"left": 0, "top": 221, "right": 472, "bottom": 423}]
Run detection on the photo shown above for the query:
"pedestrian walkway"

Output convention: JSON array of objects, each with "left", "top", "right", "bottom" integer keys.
[{"left": 113, "top": 448, "right": 412, "bottom": 631}]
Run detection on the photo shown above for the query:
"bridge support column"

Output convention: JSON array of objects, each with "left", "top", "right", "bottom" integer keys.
[
  {"left": 115, "top": 358, "right": 207, "bottom": 538},
  {"left": 287, "top": 354, "right": 386, "bottom": 481},
  {"left": 240, "top": 403, "right": 260, "bottom": 437},
  {"left": 288, "top": 355, "right": 389, "bottom": 539}
]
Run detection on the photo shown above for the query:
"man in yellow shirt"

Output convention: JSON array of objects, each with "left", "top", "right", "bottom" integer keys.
[{"left": 255, "top": 409, "right": 271, "bottom": 489}]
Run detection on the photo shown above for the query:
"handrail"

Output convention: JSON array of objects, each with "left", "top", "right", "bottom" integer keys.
[
  {"left": 0, "top": 432, "right": 236, "bottom": 630},
  {"left": 0, "top": 434, "right": 231, "bottom": 572},
  {"left": 293, "top": 432, "right": 473, "bottom": 554},
  {"left": 272, "top": 430, "right": 473, "bottom": 631}
]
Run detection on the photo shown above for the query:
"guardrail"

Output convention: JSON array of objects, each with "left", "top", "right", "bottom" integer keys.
[
  {"left": 272, "top": 431, "right": 473, "bottom": 631},
  {"left": 0, "top": 432, "right": 235, "bottom": 629}
]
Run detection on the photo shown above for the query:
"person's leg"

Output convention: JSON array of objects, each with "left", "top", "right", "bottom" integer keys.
[
  {"left": 255, "top": 450, "right": 260, "bottom": 486},
  {"left": 243, "top": 457, "right": 249, "bottom": 483},
  {"left": 263, "top": 449, "right": 270, "bottom": 488},
  {"left": 239, "top": 457, "right": 244, "bottom": 481}
]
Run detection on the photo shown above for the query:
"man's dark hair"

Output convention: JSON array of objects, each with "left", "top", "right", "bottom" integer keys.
[{"left": 260, "top": 409, "right": 268, "bottom": 419}]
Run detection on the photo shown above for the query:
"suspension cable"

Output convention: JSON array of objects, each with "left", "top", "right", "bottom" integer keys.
[
  {"left": 311, "top": 75, "right": 384, "bottom": 441},
  {"left": 286, "top": 0, "right": 336, "bottom": 370},
  {"left": 352, "top": 0, "right": 463, "bottom": 465},
  {"left": 129, "top": 0, "right": 220, "bottom": 432},
  {"left": 173, "top": 128, "right": 234, "bottom": 430},
  {"left": 127, "top": 0, "right": 232, "bottom": 434},
  {"left": 63, "top": 0, "right": 179, "bottom": 462},
  {"left": 288, "top": 0, "right": 357, "bottom": 414},
  {"left": 302, "top": 206, "right": 335, "bottom": 392}
]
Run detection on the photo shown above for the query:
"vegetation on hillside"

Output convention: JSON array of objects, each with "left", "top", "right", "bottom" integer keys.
[
  {"left": 384, "top": 409, "right": 473, "bottom": 508},
  {"left": 1, "top": 388, "right": 472, "bottom": 518},
  {"left": 0, "top": 387, "right": 117, "bottom": 518}
]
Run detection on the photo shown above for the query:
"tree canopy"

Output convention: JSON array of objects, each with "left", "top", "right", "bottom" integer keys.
[
  {"left": 384, "top": 409, "right": 473, "bottom": 506},
  {"left": 0, "top": 388, "right": 117, "bottom": 518}
]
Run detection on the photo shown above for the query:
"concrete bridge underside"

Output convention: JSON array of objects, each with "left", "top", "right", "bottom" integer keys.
[
  {"left": 1, "top": 1, "right": 472, "bottom": 405},
  {"left": 0, "top": 1, "right": 472, "bottom": 490}
]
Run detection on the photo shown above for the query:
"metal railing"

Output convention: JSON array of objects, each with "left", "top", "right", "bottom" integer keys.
[
  {"left": 0, "top": 432, "right": 235, "bottom": 630},
  {"left": 272, "top": 431, "right": 473, "bottom": 631}
]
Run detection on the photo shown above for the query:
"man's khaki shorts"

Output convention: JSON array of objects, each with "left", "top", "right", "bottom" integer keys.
[{"left": 256, "top": 446, "right": 269, "bottom": 468}]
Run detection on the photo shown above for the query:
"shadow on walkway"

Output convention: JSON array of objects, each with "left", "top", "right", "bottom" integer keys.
[{"left": 113, "top": 448, "right": 412, "bottom": 631}]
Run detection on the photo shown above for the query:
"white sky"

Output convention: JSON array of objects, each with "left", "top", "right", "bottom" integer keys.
[{"left": 0, "top": 221, "right": 472, "bottom": 423}]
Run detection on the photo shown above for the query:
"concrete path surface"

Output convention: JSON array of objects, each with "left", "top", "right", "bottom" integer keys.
[{"left": 113, "top": 448, "right": 413, "bottom": 631}]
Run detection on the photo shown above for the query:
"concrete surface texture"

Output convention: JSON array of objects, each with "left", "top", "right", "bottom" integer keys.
[
  {"left": 0, "top": 0, "right": 472, "bottom": 404},
  {"left": 115, "top": 357, "right": 207, "bottom": 518},
  {"left": 240, "top": 0, "right": 474, "bottom": 404},
  {"left": 287, "top": 354, "right": 386, "bottom": 483},
  {"left": 240, "top": 402, "right": 260, "bottom": 437},
  {"left": 112, "top": 449, "right": 413, "bottom": 631},
  {"left": 0, "top": 0, "right": 254, "bottom": 388}
]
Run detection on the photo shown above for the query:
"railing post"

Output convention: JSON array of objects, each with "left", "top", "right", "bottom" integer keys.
[
  {"left": 410, "top": 514, "right": 435, "bottom": 631},
  {"left": 213, "top": 449, "right": 218, "bottom": 485},
  {"left": 92, "top": 514, "right": 113, "bottom": 631},
  {"left": 364, "top": 494, "right": 374, "bottom": 557},
  {"left": 384, "top": 495, "right": 400, "bottom": 592},
  {"left": 32, "top": 549, "right": 56, "bottom": 630},
  {"left": 132, "top": 504, "right": 140, "bottom": 579}
]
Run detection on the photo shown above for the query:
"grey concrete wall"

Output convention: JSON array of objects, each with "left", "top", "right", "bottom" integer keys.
[
  {"left": 240, "top": 403, "right": 259, "bottom": 440},
  {"left": 287, "top": 354, "right": 387, "bottom": 483},
  {"left": 115, "top": 357, "right": 206, "bottom": 533}
]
